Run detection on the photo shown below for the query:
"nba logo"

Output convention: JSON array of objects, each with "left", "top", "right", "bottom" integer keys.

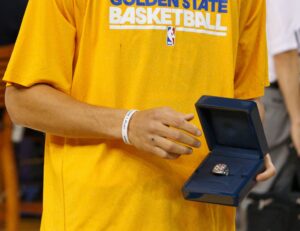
[{"left": 167, "top": 26, "right": 176, "bottom": 46}]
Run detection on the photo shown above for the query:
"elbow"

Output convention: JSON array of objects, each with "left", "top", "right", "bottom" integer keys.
[{"left": 5, "top": 86, "right": 26, "bottom": 126}]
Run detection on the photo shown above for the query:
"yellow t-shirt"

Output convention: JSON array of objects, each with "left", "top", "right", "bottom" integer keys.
[{"left": 4, "top": 0, "right": 268, "bottom": 230}]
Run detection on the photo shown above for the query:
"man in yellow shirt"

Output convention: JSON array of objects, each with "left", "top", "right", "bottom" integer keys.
[{"left": 4, "top": 0, "right": 275, "bottom": 230}]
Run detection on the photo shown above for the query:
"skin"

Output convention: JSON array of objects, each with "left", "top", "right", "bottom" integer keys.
[
  {"left": 274, "top": 50, "right": 300, "bottom": 156},
  {"left": 5, "top": 84, "right": 275, "bottom": 181}
]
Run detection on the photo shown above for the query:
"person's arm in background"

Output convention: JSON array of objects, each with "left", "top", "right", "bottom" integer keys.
[{"left": 274, "top": 50, "right": 300, "bottom": 155}]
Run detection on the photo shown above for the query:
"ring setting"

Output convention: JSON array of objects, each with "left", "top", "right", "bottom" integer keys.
[{"left": 212, "top": 163, "right": 229, "bottom": 176}]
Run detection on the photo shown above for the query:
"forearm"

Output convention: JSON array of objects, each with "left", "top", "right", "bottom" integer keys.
[
  {"left": 5, "top": 84, "right": 202, "bottom": 159},
  {"left": 5, "top": 84, "right": 127, "bottom": 139},
  {"left": 274, "top": 50, "right": 300, "bottom": 124}
]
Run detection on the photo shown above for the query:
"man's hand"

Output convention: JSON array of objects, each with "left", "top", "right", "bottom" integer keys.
[
  {"left": 254, "top": 99, "right": 276, "bottom": 182},
  {"left": 291, "top": 120, "right": 300, "bottom": 156},
  {"left": 128, "top": 107, "right": 202, "bottom": 159},
  {"left": 256, "top": 154, "right": 276, "bottom": 181}
]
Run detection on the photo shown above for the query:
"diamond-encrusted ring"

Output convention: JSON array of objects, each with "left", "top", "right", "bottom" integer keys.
[{"left": 212, "top": 163, "right": 229, "bottom": 176}]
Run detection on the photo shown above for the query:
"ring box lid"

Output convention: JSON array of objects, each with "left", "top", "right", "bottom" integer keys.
[{"left": 196, "top": 96, "right": 269, "bottom": 159}]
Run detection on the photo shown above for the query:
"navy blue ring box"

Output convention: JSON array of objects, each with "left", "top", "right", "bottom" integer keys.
[{"left": 182, "top": 96, "right": 269, "bottom": 206}]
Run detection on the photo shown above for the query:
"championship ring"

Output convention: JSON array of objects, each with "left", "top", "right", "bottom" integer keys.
[{"left": 212, "top": 163, "right": 229, "bottom": 176}]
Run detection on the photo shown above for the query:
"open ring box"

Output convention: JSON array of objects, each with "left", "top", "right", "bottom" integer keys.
[{"left": 182, "top": 96, "right": 269, "bottom": 206}]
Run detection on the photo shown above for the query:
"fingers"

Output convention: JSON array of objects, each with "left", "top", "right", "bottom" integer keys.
[
  {"left": 156, "top": 124, "right": 201, "bottom": 148},
  {"left": 152, "top": 146, "right": 180, "bottom": 160},
  {"left": 256, "top": 154, "right": 276, "bottom": 182},
  {"left": 167, "top": 116, "right": 201, "bottom": 137},
  {"left": 128, "top": 107, "right": 202, "bottom": 160},
  {"left": 155, "top": 108, "right": 201, "bottom": 137},
  {"left": 184, "top": 113, "right": 195, "bottom": 121},
  {"left": 153, "top": 136, "right": 193, "bottom": 155}
]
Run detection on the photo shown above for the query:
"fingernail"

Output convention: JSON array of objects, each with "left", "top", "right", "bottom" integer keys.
[
  {"left": 188, "top": 148, "right": 193, "bottom": 154},
  {"left": 195, "top": 141, "right": 201, "bottom": 147}
]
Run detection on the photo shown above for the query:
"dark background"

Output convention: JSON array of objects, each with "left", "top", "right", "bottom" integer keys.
[{"left": 0, "top": 0, "right": 28, "bottom": 45}]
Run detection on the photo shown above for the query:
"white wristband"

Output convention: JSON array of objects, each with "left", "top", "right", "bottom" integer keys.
[{"left": 122, "top": 110, "right": 138, "bottom": 145}]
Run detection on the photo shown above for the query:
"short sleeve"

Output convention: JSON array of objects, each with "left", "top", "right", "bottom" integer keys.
[
  {"left": 267, "top": 0, "right": 298, "bottom": 56},
  {"left": 234, "top": 0, "right": 269, "bottom": 99},
  {"left": 3, "top": 0, "right": 76, "bottom": 93}
]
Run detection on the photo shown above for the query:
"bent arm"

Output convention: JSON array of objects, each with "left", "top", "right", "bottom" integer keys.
[
  {"left": 274, "top": 50, "right": 300, "bottom": 124},
  {"left": 5, "top": 84, "right": 127, "bottom": 139},
  {"left": 5, "top": 84, "right": 201, "bottom": 159}
]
